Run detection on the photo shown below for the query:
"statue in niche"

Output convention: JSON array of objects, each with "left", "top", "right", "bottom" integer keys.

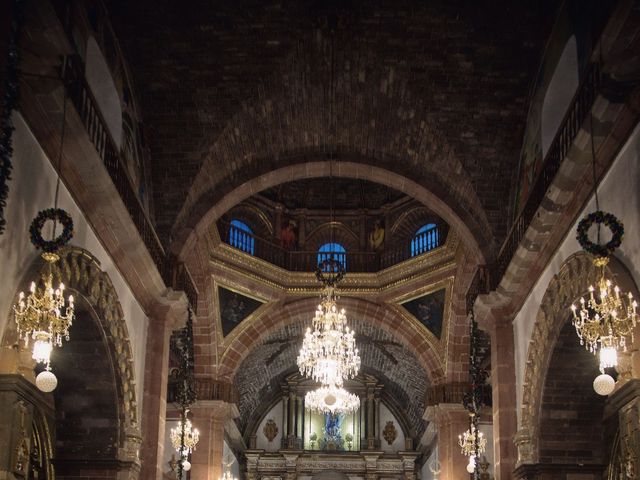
[
  {"left": 280, "top": 220, "right": 297, "bottom": 250},
  {"left": 322, "top": 413, "right": 344, "bottom": 450},
  {"left": 368, "top": 219, "right": 385, "bottom": 252}
]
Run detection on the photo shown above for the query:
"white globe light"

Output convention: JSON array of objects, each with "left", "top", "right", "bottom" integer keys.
[
  {"left": 466, "top": 457, "right": 476, "bottom": 474},
  {"left": 36, "top": 370, "right": 58, "bottom": 392},
  {"left": 593, "top": 373, "right": 615, "bottom": 396},
  {"left": 182, "top": 460, "right": 191, "bottom": 471}
]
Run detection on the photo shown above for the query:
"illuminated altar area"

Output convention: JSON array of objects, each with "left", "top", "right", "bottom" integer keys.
[{"left": 243, "top": 374, "right": 418, "bottom": 479}]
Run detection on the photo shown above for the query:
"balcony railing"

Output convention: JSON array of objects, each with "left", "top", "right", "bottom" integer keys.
[
  {"left": 221, "top": 222, "right": 448, "bottom": 272},
  {"left": 493, "top": 62, "right": 602, "bottom": 289},
  {"left": 62, "top": 55, "right": 199, "bottom": 310}
]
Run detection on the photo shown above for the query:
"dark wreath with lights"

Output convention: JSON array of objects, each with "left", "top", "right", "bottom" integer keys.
[
  {"left": 576, "top": 210, "right": 624, "bottom": 258},
  {"left": 315, "top": 257, "right": 346, "bottom": 287},
  {"left": 29, "top": 208, "right": 74, "bottom": 253}
]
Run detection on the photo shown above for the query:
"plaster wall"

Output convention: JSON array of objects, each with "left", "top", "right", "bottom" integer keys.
[
  {"left": 0, "top": 113, "right": 148, "bottom": 418},
  {"left": 255, "top": 399, "right": 284, "bottom": 451},
  {"left": 378, "top": 403, "right": 405, "bottom": 453},
  {"left": 420, "top": 445, "right": 439, "bottom": 480},
  {"left": 513, "top": 123, "right": 640, "bottom": 423},
  {"left": 223, "top": 440, "right": 240, "bottom": 478}
]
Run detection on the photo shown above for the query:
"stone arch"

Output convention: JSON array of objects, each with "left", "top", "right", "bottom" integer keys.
[
  {"left": 171, "top": 32, "right": 493, "bottom": 263},
  {"left": 0, "top": 247, "right": 141, "bottom": 473},
  {"left": 517, "top": 251, "right": 639, "bottom": 465},
  {"left": 305, "top": 222, "right": 359, "bottom": 252},
  {"left": 175, "top": 160, "right": 488, "bottom": 266},
  {"left": 50, "top": 248, "right": 139, "bottom": 439},
  {"left": 218, "top": 296, "right": 445, "bottom": 384}
]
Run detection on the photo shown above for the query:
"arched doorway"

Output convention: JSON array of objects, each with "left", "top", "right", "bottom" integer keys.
[{"left": 0, "top": 248, "right": 141, "bottom": 479}]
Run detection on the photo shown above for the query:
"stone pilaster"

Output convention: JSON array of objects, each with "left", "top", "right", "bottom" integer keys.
[
  {"left": 140, "top": 291, "right": 188, "bottom": 480},
  {"left": 190, "top": 400, "right": 239, "bottom": 480},
  {"left": 475, "top": 301, "right": 518, "bottom": 480},
  {"left": 424, "top": 403, "right": 470, "bottom": 480}
]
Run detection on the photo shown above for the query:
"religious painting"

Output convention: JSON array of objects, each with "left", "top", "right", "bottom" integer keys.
[
  {"left": 401, "top": 288, "right": 446, "bottom": 339},
  {"left": 218, "top": 286, "right": 264, "bottom": 337}
]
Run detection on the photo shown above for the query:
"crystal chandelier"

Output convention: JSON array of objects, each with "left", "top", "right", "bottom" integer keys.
[
  {"left": 305, "top": 383, "right": 360, "bottom": 414},
  {"left": 170, "top": 418, "right": 200, "bottom": 456},
  {"left": 297, "top": 286, "right": 360, "bottom": 387},
  {"left": 14, "top": 252, "right": 74, "bottom": 391},
  {"left": 458, "top": 420, "right": 486, "bottom": 458},
  {"left": 570, "top": 256, "right": 637, "bottom": 372}
]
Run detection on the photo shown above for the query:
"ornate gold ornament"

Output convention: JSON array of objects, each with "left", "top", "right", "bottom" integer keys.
[
  {"left": 383, "top": 421, "right": 397, "bottom": 445},
  {"left": 263, "top": 418, "right": 279, "bottom": 442}
]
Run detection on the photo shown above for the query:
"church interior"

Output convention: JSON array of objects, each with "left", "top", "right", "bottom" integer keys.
[{"left": 0, "top": 0, "right": 639, "bottom": 479}]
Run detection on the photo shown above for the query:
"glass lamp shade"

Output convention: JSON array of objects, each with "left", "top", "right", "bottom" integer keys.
[
  {"left": 593, "top": 373, "right": 615, "bottom": 396},
  {"left": 35, "top": 370, "right": 58, "bottom": 393}
]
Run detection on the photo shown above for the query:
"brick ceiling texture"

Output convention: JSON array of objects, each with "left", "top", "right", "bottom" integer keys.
[
  {"left": 108, "top": 0, "right": 560, "bottom": 253},
  {"left": 234, "top": 316, "right": 429, "bottom": 439}
]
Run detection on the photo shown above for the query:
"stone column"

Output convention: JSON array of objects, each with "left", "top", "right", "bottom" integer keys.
[
  {"left": 400, "top": 451, "right": 419, "bottom": 480},
  {"left": 140, "top": 292, "right": 188, "bottom": 480},
  {"left": 487, "top": 315, "right": 518, "bottom": 480},
  {"left": 286, "top": 385, "right": 298, "bottom": 448},
  {"left": 360, "top": 394, "right": 367, "bottom": 447},
  {"left": 245, "top": 451, "right": 261, "bottom": 480},
  {"left": 424, "top": 403, "right": 470, "bottom": 480},
  {"left": 282, "top": 452, "right": 299, "bottom": 480},
  {"left": 274, "top": 204, "right": 283, "bottom": 242},
  {"left": 363, "top": 451, "right": 381, "bottom": 480},
  {"left": 366, "top": 387, "right": 376, "bottom": 449},
  {"left": 604, "top": 379, "right": 640, "bottom": 479},
  {"left": 190, "top": 400, "right": 239, "bottom": 480}
]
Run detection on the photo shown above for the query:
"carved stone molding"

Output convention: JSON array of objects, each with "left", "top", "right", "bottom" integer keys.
[
  {"left": 518, "top": 252, "right": 639, "bottom": 466},
  {"left": 49, "top": 248, "right": 142, "bottom": 468}
]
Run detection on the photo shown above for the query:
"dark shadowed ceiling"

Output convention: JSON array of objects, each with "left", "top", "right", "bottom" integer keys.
[
  {"left": 107, "top": 0, "right": 561, "bottom": 252},
  {"left": 259, "top": 178, "right": 406, "bottom": 211}
]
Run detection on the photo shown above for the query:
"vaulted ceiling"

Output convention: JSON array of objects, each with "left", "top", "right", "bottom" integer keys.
[
  {"left": 234, "top": 315, "right": 430, "bottom": 440},
  {"left": 108, "top": 0, "right": 560, "bottom": 257}
]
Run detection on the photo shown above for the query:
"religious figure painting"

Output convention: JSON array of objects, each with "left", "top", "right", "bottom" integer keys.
[
  {"left": 218, "top": 286, "right": 264, "bottom": 337},
  {"left": 401, "top": 288, "right": 446, "bottom": 339}
]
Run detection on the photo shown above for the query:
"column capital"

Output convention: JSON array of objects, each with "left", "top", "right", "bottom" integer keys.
[
  {"left": 474, "top": 292, "right": 515, "bottom": 331},
  {"left": 191, "top": 399, "right": 239, "bottom": 421},
  {"left": 149, "top": 288, "right": 189, "bottom": 330},
  {"left": 424, "top": 403, "right": 470, "bottom": 426}
]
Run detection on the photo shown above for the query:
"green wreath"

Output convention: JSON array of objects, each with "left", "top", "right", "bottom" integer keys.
[
  {"left": 29, "top": 208, "right": 74, "bottom": 253},
  {"left": 576, "top": 210, "right": 623, "bottom": 258}
]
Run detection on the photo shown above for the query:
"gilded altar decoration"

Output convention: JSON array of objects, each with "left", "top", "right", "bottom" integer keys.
[
  {"left": 263, "top": 419, "right": 278, "bottom": 442},
  {"left": 383, "top": 421, "right": 397, "bottom": 445}
]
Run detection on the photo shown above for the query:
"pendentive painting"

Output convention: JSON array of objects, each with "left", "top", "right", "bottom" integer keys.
[
  {"left": 401, "top": 288, "right": 446, "bottom": 339},
  {"left": 218, "top": 286, "right": 264, "bottom": 337}
]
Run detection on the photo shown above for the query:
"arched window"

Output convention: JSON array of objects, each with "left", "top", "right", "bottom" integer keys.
[
  {"left": 317, "top": 243, "right": 347, "bottom": 272},
  {"left": 411, "top": 223, "right": 439, "bottom": 257},
  {"left": 229, "top": 219, "right": 255, "bottom": 255}
]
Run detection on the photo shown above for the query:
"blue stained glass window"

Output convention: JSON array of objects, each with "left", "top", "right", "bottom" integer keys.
[
  {"left": 229, "top": 219, "right": 255, "bottom": 255},
  {"left": 317, "top": 242, "right": 347, "bottom": 272},
  {"left": 411, "top": 223, "right": 439, "bottom": 257}
]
